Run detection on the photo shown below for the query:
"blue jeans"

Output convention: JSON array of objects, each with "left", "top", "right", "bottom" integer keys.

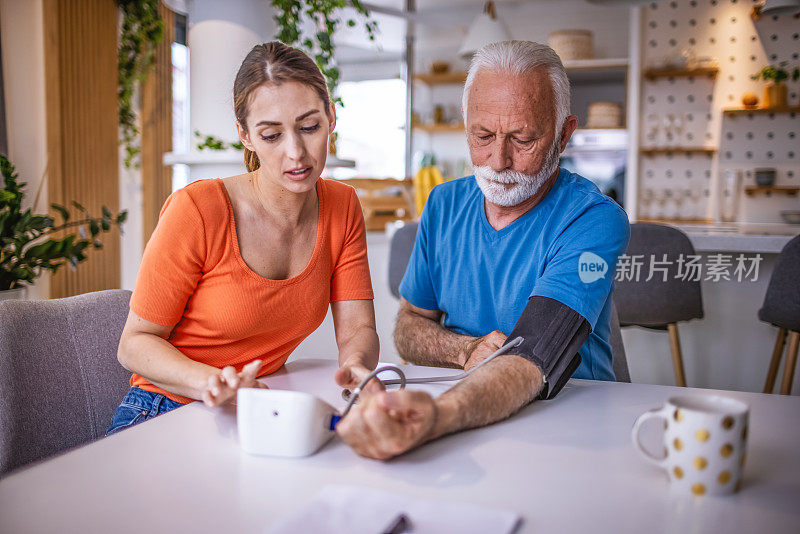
[{"left": 106, "top": 387, "right": 184, "bottom": 436}]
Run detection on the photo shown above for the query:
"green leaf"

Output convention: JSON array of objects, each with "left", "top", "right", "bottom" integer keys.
[
  {"left": 71, "top": 200, "right": 86, "bottom": 213},
  {"left": 116, "top": 211, "right": 128, "bottom": 224},
  {"left": 51, "top": 204, "right": 70, "bottom": 221},
  {"left": 89, "top": 220, "right": 100, "bottom": 237}
]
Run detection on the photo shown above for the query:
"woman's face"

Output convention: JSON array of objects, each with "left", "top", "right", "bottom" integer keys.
[{"left": 238, "top": 81, "right": 334, "bottom": 194}]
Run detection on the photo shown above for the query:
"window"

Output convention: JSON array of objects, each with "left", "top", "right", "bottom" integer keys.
[{"left": 328, "top": 78, "right": 406, "bottom": 180}]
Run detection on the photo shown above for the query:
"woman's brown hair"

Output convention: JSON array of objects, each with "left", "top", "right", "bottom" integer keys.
[{"left": 234, "top": 41, "right": 331, "bottom": 172}]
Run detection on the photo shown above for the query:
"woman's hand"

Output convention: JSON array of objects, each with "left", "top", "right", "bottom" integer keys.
[
  {"left": 335, "top": 360, "right": 385, "bottom": 394},
  {"left": 202, "top": 359, "right": 268, "bottom": 407}
]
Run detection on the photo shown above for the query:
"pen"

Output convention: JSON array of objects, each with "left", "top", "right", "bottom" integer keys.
[{"left": 382, "top": 512, "right": 411, "bottom": 534}]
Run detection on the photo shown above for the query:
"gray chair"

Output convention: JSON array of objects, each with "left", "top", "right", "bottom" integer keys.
[
  {"left": 0, "top": 289, "right": 131, "bottom": 476},
  {"left": 387, "top": 222, "right": 631, "bottom": 382},
  {"left": 388, "top": 221, "right": 419, "bottom": 299},
  {"left": 759, "top": 234, "right": 800, "bottom": 395},
  {"left": 614, "top": 223, "right": 704, "bottom": 387}
]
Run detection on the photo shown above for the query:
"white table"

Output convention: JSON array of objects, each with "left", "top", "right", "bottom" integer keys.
[{"left": 1, "top": 359, "right": 799, "bottom": 533}]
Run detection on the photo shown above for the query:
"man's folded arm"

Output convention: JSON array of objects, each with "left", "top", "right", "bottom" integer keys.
[{"left": 394, "top": 298, "right": 478, "bottom": 368}]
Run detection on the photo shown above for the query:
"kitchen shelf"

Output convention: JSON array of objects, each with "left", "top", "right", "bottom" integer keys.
[
  {"left": 564, "top": 58, "right": 628, "bottom": 83},
  {"left": 643, "top": 66, "right": 719, "bottom": 80},
  {"left": 414, "top": 123, "right": 465, "bottom": 133},
  {"left": 413, "top": 72, "right": 467, "bottom": 85},
  {"left": 640, "top": 147, "right": 717, "bottom": 156},
  {"left": 723, "top": 106, "right": 800, "bottom": 116},
  {"left": 413, "top": 58, "right": 630, "bottom": 86},
  {"left": 744, "top": 186, "right": 800, "bottom": 197}
]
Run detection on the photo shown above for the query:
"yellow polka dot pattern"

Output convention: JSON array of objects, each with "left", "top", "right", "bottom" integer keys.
[
  {"left": 696, "top": 429, "right": 710, "bottom": 442},
  {"left": 740, "top": 453, "right": 747, "bottom": 467},
  {"left": 722, "top": 416, "right": 734, "bottom": 430},
  {"left": 674, "top": 409, "right": 683, "bottom": 422},
  {"left": 673, "top": 438, "right": 683, "bottom": 451},
  {"left": 673, "top": 466, "right": 684, "bottom": 479},
  {"left": 694, "top": 457, "right": 708, "bottom": 470},
  {"left": 692, "top": 483, "right": 706, "bottom": 495},
  {"left": 720, "top": 444, "right": 733, "bottom": 458},
  {"left": 718, "top": 471, "right": 731, "bottom": 484}
]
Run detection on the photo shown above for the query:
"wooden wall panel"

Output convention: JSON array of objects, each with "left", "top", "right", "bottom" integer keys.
[
  {"left": 43, "top": 0, "right": 120, "bottom": 298},
  {"left": 141, "top": 4, "right": 174, "bottom": 243}
]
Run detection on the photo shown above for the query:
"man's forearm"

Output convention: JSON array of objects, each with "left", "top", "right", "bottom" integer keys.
[
  {"left": 394, "top": 307, "right": 476, "bottom": 368},
  {"left": 428, "top": 354, "right": 544, "bottom": 440}
]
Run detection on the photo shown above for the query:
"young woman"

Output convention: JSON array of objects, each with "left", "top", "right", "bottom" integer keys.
[{"left": 108, "top": 42, "right": 379, "bottom": 435}]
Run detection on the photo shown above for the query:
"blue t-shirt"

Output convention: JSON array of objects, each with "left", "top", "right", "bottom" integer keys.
[{"left": 399, "top": 168, "right": 631, "bottom": 380}]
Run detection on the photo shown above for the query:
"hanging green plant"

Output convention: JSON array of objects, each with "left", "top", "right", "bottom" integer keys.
[
  {"left": 117, "top": 0, "right": 165, "bottom": 169},
  {"left": 194, "top": 131, "right": 244, "bottom": 152},
  {"left": 271, "top": 0, "right": 378, "bottom": 105}
]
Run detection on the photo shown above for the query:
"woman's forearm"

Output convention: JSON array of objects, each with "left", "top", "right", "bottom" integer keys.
[
  {"left": 118, "top": 331, "right": 220, "bottom": 401},
  {"left": 338, "top": 324, "right": 379, "bottom": 370}
]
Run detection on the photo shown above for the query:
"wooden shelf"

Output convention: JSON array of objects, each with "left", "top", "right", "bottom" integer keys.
[
  {"left": 563, "top": 58, "right": 629, "bottom": 71},
  {"left": 414, "top": 123, "right": 465, "bottom": 133},
  {"left": 640, "top": 147, "right": 717, "bottom": 156},
  {"left": 413, "top": 59, "right": 629, "bottom": 86},
  {"left": 564, "top": 58, "right": 628, "bottom": 83},
  {"left": 643, "top": 66, "right": 719, "bottom": 80},
  {"left": 723, "top": 106, "right": 800, "bottom": 115},
  {"left": 744, "top": 186, "right": 800, "bottom": 197},
  {"left": 413, "top": 72, "right": 467, "bottom": 85}
]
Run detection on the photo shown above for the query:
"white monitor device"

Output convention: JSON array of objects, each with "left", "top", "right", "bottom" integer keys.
[{"left": 237, "top": 388, "right": 339, "bottom": 458}]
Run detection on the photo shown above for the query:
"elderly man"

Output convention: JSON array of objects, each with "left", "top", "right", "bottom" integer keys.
[{"left": 337, "top": 41, "right": 630, "bottom": 460}]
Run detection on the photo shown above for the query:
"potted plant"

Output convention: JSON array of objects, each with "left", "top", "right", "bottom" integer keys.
[
  {"left": 0, "top": 155, "right": 127, "bottom": 299},
  {"left": 750, "top": 63, "right": 800, "bottom": 109}
]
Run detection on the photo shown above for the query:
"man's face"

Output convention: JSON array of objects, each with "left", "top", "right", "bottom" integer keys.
[{"left": 465, "top": 68, "right": 565, "bottom": 206}]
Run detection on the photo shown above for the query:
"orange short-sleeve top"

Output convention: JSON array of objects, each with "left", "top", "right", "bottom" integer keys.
[{"left": 129, "top": 178, "right": 374, "bottom": 403}]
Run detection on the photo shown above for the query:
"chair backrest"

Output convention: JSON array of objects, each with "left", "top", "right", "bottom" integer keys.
[
  {"left": 614, "top": 223, "right": 704, "bottom": 328},
  {"left": 0, "top": 289, "right": 131, "bottom": 476},
  {"left": 609, "top": 299, "right": 630, "bottom": 383},
  {"left": 388, "top": 222, "right": 419, "bottom": 299},
  {"left": 758, "top": 234, "right": 800, "bottom": 332}
]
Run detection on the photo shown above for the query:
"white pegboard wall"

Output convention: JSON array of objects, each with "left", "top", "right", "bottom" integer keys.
[{"left": 639, "top": 0, "right": 800, "bottom": 223}]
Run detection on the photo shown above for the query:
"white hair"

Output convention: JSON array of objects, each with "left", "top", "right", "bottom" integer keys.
[{"left": 462, "top": 40, "right": 571, "bottom": 131}]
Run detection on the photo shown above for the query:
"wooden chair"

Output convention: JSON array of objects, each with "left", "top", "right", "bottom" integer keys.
[
  {"left": 614, "top": 224, "right": 705, "bottom": 387},
  {"left": 759, "top": 234, "right": 800, "bottom": 395}
]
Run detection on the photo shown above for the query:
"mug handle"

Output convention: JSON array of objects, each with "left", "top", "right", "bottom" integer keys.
[{"left": 631, "top": 406, "right": 670, "bottom": 467}]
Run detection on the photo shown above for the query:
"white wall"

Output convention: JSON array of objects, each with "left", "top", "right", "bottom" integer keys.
[
  {"left": 0, "top": 0, "right": 49, "bottom": 299},
  {"left": 292, "top": 232, "right": 403, "bottom": 365}
]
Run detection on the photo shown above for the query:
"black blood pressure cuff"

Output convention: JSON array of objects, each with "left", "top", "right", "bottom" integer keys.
[{"left": 506, "top": 296, "right": 591, "bottom": 401}]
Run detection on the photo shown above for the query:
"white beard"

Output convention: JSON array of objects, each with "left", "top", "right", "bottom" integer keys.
[{"left": 473, "top": 140, "right": 562, "bottom": 207}]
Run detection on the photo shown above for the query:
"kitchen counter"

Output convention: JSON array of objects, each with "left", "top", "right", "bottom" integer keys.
[{"left": 658, "top": 223, "right": 798, "bottom": 254}]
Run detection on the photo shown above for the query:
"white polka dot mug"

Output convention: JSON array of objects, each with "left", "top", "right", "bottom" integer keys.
[{"left": 631, "top": 395, "right": 749, "bottom": 496}]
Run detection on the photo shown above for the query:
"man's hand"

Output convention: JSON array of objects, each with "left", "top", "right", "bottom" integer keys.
[
  {"left": 334, "top": 361, "right": 385, "bottom": 394},
  {"left": 201, "top": 359, "right": 268, "bottom": 407},
  {"left": 463, "top": 330, "right": 507, "bottom": 371},
  {"left": 336, "top": 390, "right": 437, "bottom": 460}
]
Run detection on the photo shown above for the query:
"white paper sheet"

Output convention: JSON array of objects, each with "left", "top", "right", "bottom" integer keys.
[{"left": 269, "top": 484, "right": 521, "bottom": 534}]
